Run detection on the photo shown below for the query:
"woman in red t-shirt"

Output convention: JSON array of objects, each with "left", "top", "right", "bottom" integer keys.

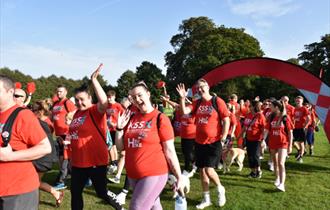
[
  {"left": 116, "top": 82, "right": 184, "bottom": 210},
  {"left": 239, "top": 100, "right": 266, "bottom": 178},
  {"left": 263, "top": 100, "right": 293, "bottom": 192},
  {"left": 68, "top": 64, "right": 122, "bottom": 210}
]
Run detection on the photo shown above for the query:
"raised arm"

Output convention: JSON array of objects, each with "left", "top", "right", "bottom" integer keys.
[
  {"left": 176, "top": 83, "right": 192, "bottom": 115},
  {"left": 115, "top": 109, "right": 132, "bottom": 151},
  {"left": 91, "top": 63, "right": 108, "bottom": 113}
]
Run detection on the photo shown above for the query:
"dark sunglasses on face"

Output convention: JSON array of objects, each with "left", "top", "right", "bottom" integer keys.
[{"left": 14, "top": 94, "right": 24, "bottom": 98}]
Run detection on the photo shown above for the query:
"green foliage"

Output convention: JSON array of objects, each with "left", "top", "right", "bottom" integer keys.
[
  {"left": 298, "top": 34, "right": 330, "bottom": 85},
  {"left": 116, "top": 70, "right": 137, "bottom": 100},
  {"left": 135, "top": 61, "right": 166, "bottom": 104}
]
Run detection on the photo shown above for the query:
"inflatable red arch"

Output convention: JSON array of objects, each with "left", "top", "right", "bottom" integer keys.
[{"left": 196, "top": 57, "right": 330, "bottom": 143}]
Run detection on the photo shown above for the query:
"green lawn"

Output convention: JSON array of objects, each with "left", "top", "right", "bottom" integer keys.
[{"left": 40, "top": 128, "right": 330, "bottom": 210}]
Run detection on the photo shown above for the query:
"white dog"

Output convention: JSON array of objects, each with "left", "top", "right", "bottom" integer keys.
[{"left": 167, "top": 171, "right": 190, "bottom": 198}]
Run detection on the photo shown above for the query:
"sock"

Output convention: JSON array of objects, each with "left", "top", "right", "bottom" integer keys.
[
  {"left": 122, "top": 189, "right": 128, "bottom": 194},
  {"left": 203, "top": 191, "right": 210, "bottom": 202}
]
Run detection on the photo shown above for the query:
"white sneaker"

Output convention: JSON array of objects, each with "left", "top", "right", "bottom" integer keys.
[
  {"left": 269, "top": 162, "right": 274, "bottom": 171},
  {"left": 274, "top": 178, "right": 280, "bottom": 186},
  {"left": 196, "top": 199, "right": 212, "bottom": 209},
  {"left": 276, "top": 183, "right": 285, "bottom": 192},
  {"left": 108, "top": 165, "right": 118, "bottom": 175},
  {"left": 116, "top": 192, "right": 127, "bottom": 205},
  {"left": 217, "top": 185, "right": 226, "bottom": 207},
  {"left": 108, "top": 176, "right": 120, "bottom": 184}
]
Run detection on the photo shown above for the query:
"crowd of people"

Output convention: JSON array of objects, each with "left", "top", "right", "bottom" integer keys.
[{"left": 0, "top": 65, "right": 320, "bottom": 210}]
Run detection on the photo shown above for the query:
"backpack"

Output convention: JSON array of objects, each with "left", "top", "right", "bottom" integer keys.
[
  {"left": 1, "top": 107, "right": 58, "bottom": 172},
  {"left": 32, "top": 120, "right": 58, "bottom": 172},
  {"left": 52, "top": 99, "right": 70, "bottom": 113},
  {"left": 195, "top": 95, "right": 220, "bottom": 117}
]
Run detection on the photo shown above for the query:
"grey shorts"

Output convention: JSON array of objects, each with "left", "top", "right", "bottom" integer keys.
[{"left": 0, "top": 189, "right": 38, "bottom": 210}]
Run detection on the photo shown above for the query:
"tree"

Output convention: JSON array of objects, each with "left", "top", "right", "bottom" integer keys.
[
  {"left": 135, "top": 61, "right": 166, "bottom": 104},
  {"left": 298, "top": 34, "right": 330, "bottom": 85},
  {"left": 165, "top": 16, "right": 264, "bottom": 99},
  {"left": 116, "top": 70, "right": 137, "bottom": 100}
]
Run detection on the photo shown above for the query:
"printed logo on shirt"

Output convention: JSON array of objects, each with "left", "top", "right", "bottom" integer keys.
[
  {"left": 128, "top": 120, "right": 153, "bottom": 130},
  {"left": 127, "top": 137, "right": 142, "bottom": 148},
  {"left": 198, "top": 117, "right": 209, "bottom": 124},
  {"left": 271, "top": 121, "right": 284, "bottom": 136},
  {"left": 106, "top": 108, "right": 116, "bottom": 115},
  {"left": 70, "top": 116, "right": 87, "bottom": 128},
  {"left": 197, "top": 105, "right": 213, "bottom": 115},
  {"left": 53, "top": 105, "right": 62, "bottom": 112},
  {"left": 70, "top": 131, "right": 79, "bottom": 140}
]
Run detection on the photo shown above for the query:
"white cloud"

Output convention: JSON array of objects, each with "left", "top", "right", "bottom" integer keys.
[
  {"left": 132, "top": 39, "right": 154, "bottom": 49},
  {"left": 227, "top": 0, "right": 299, "bottom": 27}
]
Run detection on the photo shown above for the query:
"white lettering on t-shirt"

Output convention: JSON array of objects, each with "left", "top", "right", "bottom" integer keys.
[{"left": 127, "top": 137, "right": 142, "bottom": 148}]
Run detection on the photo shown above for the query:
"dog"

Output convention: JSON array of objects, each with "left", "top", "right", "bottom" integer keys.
[
  {"left": 222, "top": 141, "right": 246, "bottom": 174},
  {"left": 167, "top": 171, "right": 190, "bottom": 198}
]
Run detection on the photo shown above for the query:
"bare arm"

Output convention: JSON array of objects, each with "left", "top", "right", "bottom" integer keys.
[
  {"left": 288, "top": 130, "right": 293, "bottom": 154},
  {"left": 0, "top": 137, "right": 51, "bottom": 162},
  {"left": 91, "top": 63, "right": 108, "bottom": 114},
  {"left": 160, "top": 96, "right": 179, "bottom": 109},
  {"left": 176, "top": 83, "right": 192, "bottom": 115},
  {"left": 162, "top": 140, "right": 184, "bottom": 196},
  {"left": 221, "top": 117, "right": 230, "bottom": 141},
  {"left": 115, "top": 109, "right": 132, "bottom": 151},
  {"left": 24, "top": 94, "right": 32, "bottom": 107}
]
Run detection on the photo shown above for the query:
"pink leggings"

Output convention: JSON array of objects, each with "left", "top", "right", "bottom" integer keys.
[{"left": 128, "top": 173, "right": 168, "bottom": 210}]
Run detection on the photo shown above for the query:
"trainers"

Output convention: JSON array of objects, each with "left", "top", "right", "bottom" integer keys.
[
  {"left": 108, "top": 165, "right": 118, "bottom": 175},
  {"left": 310, "top": 149, "right": 314, "bottom": 156},
  {"left": 256, "top": 170, "right": 262, "bottom": 178},
  {"left": 297, "top": 156, "right": 303, "bottom": 163},
  {"left": 53, "top": 183, "right": 67, "bottom": 190},
  {"left": 108, "top": 176, "right": 120, "bottom": 184},
  {"left": 276, "top": 183, "right": 285, "bottom": 192},
  {"left": 107, "top": 190, "right": 123, "bottom": 209},
  {"left": 269, "top": 162, "right": 274, "bottom": 171},
  {"left": 217, "top": 185, "right": 226, "bottom": 207},
  {"left": 196, "top": 199, "right": 212, "bottom": 209},
  {"left": 217, "top": 163, "right": 223, "bottom": 170},
  {"left": 274, "top": 178, "right": 280, "bottom": 186},
  {"left": 259, "top": 156, "right": 264, "bottom": 160},
  {"left": 116, "top": 192, "right": 127, "bottom": 205}
]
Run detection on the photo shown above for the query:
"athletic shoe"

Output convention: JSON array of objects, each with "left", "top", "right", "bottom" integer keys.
[
  {"left": 108, "top": 176, "right": 120, "bottom": 184},
  {"left": 217, "top": 163, "right": 223, "bottom": 170},
  {"left": 248, "top": 171, "right": 257, "bottom": 178},
  {"left": 256, "top": 170, "right": 262, "bottom": 178},
  {"left": 107, "top": 190, "right": 123, "bottom": 210},
  {"left": 274, "top": 178, "right": 280, "bottom": 186},
  {"left": 53, "top": 183, "right": 67, "bottom": 190},
  {"left": 310, "top": 149, "right": 314, "bottom": 156},
  {"left": 217, "top": 185, "right": 226, "bottom": 207},
  {"left": 276, "top": 183, "right": 285, "bottom": 192},
  {"left": 108, "top": 165, "right": 118, "bottom": 175},
  {"left": 116, "top": 192, "right": 127, "bottom": 205},
  {"left": 297, "top": 156, "right": 303, "bottom": 163},
  {"left": 259, "top": 156, "right": 264, "bottom": 160},
  {"left": 196, "top": 199, "right": 212, "bottom": 209}
]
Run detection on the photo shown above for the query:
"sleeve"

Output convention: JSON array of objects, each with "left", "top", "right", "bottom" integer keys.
[
  {"left": 158, "top": 113, "right": 174, "bottom": 142},
  {"left": 286, "top": 117, "right": 294, "bottom": 131},
  {"left": 16, "top": 110, "right": 47, "bottom": 147},
  {"left": 66, "top": 99, "right": 77, "bottom": 112},
  {"left": 217, "top": 98, "right": 230, "bottom": 119}
]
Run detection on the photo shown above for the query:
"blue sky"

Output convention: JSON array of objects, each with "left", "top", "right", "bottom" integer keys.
[{"left": 1, "top": 0, "right": 329, "bottom": 85}]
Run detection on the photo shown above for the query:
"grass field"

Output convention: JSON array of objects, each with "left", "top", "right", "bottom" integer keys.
[{"left": 40, "top": 127, "right": 330, "bottom": 210}]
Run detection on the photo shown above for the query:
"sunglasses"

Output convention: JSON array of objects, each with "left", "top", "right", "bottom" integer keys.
[{"left": 14, "top": 94, "right": 25, "bottom": 98}]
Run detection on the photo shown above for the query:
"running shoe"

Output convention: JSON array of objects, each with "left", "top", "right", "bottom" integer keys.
[
  {"left": 217, "top": 185, "right": 226, "bottom": 207},
  {"left": 116, "top": 192, "right": 127, "bottom": 205},
  {"left": 108, "top": 176, "right": 120, "bottom": 184},
  {"left": 276, "top": 183, "right": 285, "bottom": 192},
  {"left": 196, "top": 199, "right": 212, "bottom": 209}
]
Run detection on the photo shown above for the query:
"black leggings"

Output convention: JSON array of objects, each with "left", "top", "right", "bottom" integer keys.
[
  {"left": 246, "top": 140, "right": 261, "bottom": 168},
  {"left": 71, "top": 165, "right": 121, "bottom": 210},
  {"left": 181, "top": 138, "right": 195, "bottom": 171}
]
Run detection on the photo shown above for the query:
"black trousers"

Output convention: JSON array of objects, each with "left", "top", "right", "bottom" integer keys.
[
  {"left": 246, "top": 140, "right": 261, "bottom": 168},
  {"left": 181, "top": 138, "right": 195, "bottom": 171},
  {"left": 71, "top": 165, "right": 121, "bottom": 210}
]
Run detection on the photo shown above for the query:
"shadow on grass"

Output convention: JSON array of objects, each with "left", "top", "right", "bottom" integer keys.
[
  {"left": 39, "top": 200, "right": 56, "bottom": 208},
  {"left": 286, "top": 161, "right": 330, "bottom": 173}
]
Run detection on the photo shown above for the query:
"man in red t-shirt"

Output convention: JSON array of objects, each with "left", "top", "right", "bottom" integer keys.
[
  {"left": 177, "top": 79, "right": 230, "bottom": 209},
  {"left": 0, "top": 75, "right": 51, "bottom": 210},
  {"left": 293, "top": 96, "right": 310, "bottom": 163},
  {"left": 51, "top": 85, "right": 76, "bottom": 189},
  {"left": 106, "top": 90, "right": 124, "bottom": 174},
  {"left": 281, "top": 96, "right": 295, "bottom": 121}
]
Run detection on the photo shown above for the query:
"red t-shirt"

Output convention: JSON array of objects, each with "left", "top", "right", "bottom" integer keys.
[
  {"left": 172, "top": 111, "right": 181, "bottom": 137},
  {"left": 106, "top": 102, "right": 124, "bottom": 132},
  {"left": 293, "top": 106, "right": 309, "bottom": 129},
  {"left": 124, "top": 109, "right": 174, "bottom": 179},
  {"left": 0, "top": 105, "right": 47, "bottom": 196},
  {"left": 189, "top": 97, "right": 230, "bottom": 144},
  {"left": 52, "top": 98, "right": 76, "bottom": 136},
  {"left": 286, "top": 104, "right": 295, "bottom": 121},
  {"left": 262, "top": 108, "right": 272, "bottom": 120},
  {"left": 180, "top": 113, "right": 196, "bottom": 139},
  {"left": 243, "top": 112, "right": 266, "bottom": 141},
  {"left": 228, "top": 112, "right": 238, "bottom": 136},
  {"left": 69, "top": 105, "right": 108, "bottom": 168},
  {"left": 266, "top": 116, "right": 293, "bottom": 149}
]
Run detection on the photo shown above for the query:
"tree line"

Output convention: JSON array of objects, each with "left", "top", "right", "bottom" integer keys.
[{"left": 1, "top": 16, "right": 329, "bottom": 104}]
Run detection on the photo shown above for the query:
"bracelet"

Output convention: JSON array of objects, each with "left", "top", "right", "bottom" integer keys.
[{"left": 116, "top": 127, "right": 124, "bottom": 131}]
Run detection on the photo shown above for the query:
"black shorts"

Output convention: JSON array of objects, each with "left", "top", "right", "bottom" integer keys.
[
  {"left": 293, "top": 128, "right": 306, "bottom": 142},
  {"left": 110, "top": 131, "right": 116, "bottom": 145},
  {"left": 195, "top": 141, "right": 221, "bottom": 168}
]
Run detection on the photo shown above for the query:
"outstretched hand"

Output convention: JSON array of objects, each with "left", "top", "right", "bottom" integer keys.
[
  {"left": 91, "top": 63, "right": 103, "bottom": 80},
  {"left": 176, "top": 83, "right": 187, "bottom": 98},
  {"left": 117, "top": 109, "right": 132, "bottom": 130}
]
